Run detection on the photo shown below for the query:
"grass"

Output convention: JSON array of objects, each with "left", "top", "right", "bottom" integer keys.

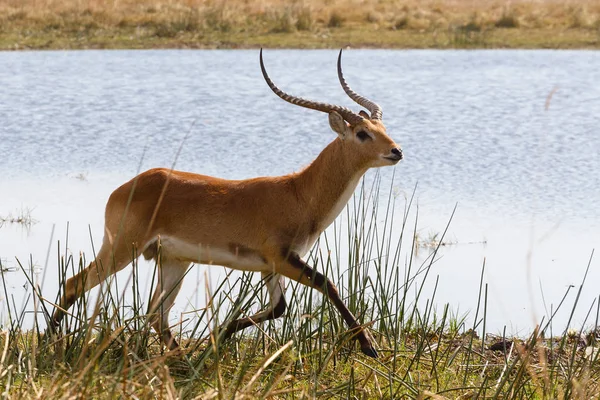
[
  {"left": 0, "top": 176, "right": 599, "bottom": 398},
  {"left": 0, "top": 0, "right": 599, "bottom": 49}
]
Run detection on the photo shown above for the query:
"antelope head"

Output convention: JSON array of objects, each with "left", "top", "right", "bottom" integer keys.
[{"left": 260, "top": 49, "right": 403, "bottom": 169}]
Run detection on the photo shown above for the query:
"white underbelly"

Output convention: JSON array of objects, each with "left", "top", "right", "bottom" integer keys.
[{"left": 157, "top": 236, "right": 270, "bottom": 272}]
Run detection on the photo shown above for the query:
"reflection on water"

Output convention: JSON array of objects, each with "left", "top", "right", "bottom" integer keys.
[{"left": 0, "top": 49, "right": 599, "bottom": 334}]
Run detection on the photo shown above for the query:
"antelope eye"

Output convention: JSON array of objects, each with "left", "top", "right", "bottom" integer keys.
[{"left": 357, "top": 130, "right": 371, "bottom": 142}]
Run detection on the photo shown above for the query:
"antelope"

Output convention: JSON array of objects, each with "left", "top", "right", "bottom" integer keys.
[{"left": 51, "top": 49, "right": 402, "bottom": 358}]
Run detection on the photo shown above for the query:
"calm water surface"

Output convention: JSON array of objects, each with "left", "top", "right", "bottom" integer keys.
[{"left": 0, "top": 50, "right": 599, "bottom": 334}]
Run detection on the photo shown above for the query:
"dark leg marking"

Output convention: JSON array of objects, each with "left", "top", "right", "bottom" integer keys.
[
  {"left": 222, "top": 293, "right": 287, "bottom": 340},
  {"left": 285, "top": 250, "right": 377, "bottom": 358},
  {"left": 221, "top": 273, "right": 286, "bottom": 340}
]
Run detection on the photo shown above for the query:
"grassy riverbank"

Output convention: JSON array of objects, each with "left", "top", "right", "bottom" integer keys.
[
  {"left": 2, "top": 251, "right": 600, "bottom": 399},
  {"left": 1, "top": 0, "right": 599, "bottom": 50},
  {"left": 1, "top": 182, "right": 600, "bottom": 398},
  {"left": 3, "top": 321, "right": 599, "bottom": 398}
]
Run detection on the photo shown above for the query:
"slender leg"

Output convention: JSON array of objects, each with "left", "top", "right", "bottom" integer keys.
[
  {"left": 51, "top": 239, "right": 133, "bottom": 329},
  {"left": 277, "top": 251, "right": 378, "bottom": 358},
  {"left": 147, "top": 259, "right": 190, "bottom": 350},
  {"left": 221, "top": 272, "right": 286, "bottom": 340}
]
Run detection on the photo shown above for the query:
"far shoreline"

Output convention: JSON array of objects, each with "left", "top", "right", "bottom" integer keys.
[
  {"left": 2, "top": 0, "right": 599, "bottom": 51},
  {"left": 2, "top": 27, "right": 599, "bottom": 51}
]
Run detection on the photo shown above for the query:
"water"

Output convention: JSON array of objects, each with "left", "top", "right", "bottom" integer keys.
[{"left": 0, "top": 49, "right": 599, "bottom": 335}]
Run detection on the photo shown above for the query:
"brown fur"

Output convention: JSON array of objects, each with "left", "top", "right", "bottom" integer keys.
[{"left": 51, "top": 110, "right": 401, "bottom": 358}]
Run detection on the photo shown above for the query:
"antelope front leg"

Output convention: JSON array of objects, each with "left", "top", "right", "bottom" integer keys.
[{"left": 279, "top": 251, "right": 378, "bottom": 358}]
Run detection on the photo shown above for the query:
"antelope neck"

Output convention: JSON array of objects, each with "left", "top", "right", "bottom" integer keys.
[{"left": 295, "top": 138, "right": 367, "bottom": 228}]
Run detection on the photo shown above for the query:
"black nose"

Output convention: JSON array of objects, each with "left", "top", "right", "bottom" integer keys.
[{"left": 391, "top": 148, "right": 403, "bottom": 159}]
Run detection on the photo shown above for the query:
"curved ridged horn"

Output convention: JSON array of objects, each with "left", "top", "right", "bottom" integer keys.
[
  {"left": 337, "top": 49, "right": 383, "bottom": 120},
  {"left": 260, "top": 49, "right": 364, "bottom": 126}
]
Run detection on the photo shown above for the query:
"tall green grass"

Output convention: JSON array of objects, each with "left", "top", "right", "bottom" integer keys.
[{"left": 0, "top": 174, "right": 598, "bottom": 398}]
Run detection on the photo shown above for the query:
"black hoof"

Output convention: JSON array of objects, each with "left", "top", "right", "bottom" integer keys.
[{"left": 361, "top": 346, "right": 378, "bottom": 358}]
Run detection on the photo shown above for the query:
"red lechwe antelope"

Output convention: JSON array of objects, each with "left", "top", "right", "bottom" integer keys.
[{"left": 51, "top": 49, "right": 403, "bottom": 358}]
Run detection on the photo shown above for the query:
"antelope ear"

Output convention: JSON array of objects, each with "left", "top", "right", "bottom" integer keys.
[
  {"left": 358, "top": 110, "right": 370, "bottom": 119},
  {"left": 328, "top": 111, "right": 350, "bottom": 139}
]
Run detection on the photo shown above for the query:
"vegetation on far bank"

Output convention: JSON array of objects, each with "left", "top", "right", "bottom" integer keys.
[{"left": 1, "top": 0, "right": 600, "bottom": 50}]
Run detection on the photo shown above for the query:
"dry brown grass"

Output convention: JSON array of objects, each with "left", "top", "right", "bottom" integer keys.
[{"left": 0, "top": 0, "right": 599, "bottom": 49}]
